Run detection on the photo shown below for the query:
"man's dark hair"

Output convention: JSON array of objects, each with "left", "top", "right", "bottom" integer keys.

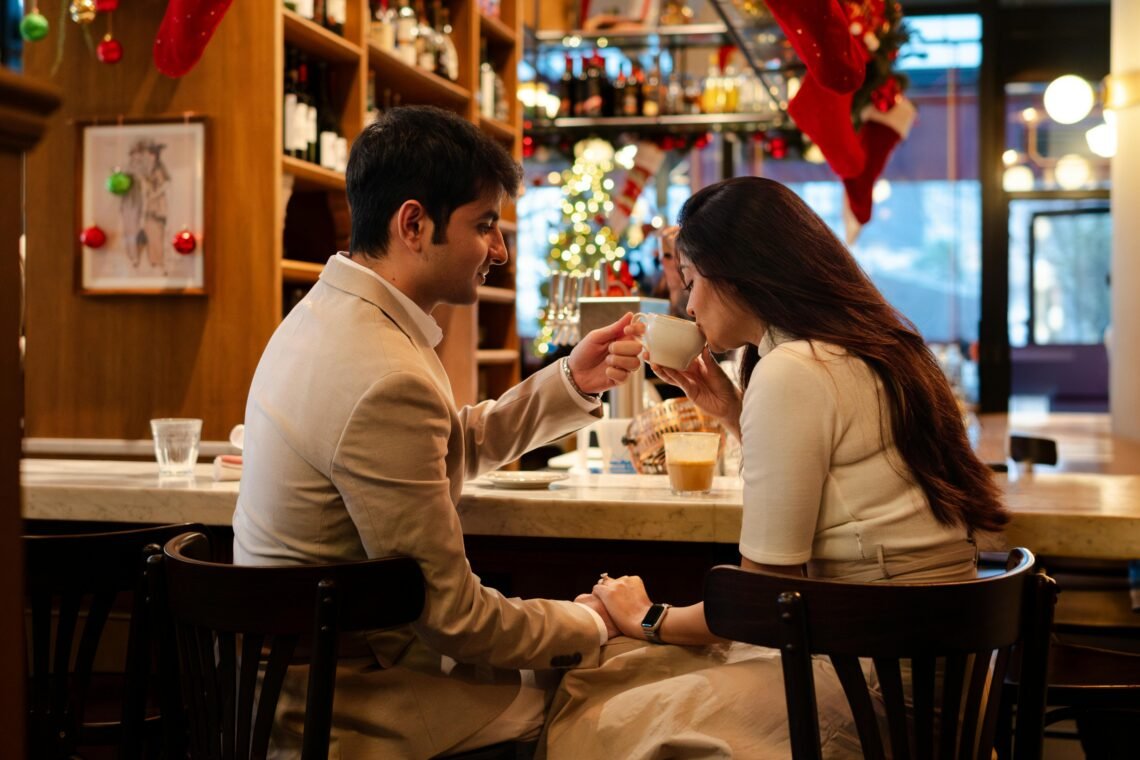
[{"left": 346, "top": 106, "right": 522, "bottom": 257}]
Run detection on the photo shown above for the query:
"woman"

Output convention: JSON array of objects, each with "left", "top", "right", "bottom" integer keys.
[{"left": 541, "top": 177, "right": 1007, "bottom": 759}]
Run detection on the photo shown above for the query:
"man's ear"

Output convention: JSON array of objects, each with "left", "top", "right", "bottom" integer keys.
[{"left": 394, "top": 200, "right": 428, "bottom": 253}]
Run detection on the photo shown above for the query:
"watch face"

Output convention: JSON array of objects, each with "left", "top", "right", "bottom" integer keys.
[{"left": 642, "top": 604, "right": 667, "bottom": 629}]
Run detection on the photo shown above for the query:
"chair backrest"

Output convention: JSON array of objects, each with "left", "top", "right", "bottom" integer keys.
[
  {"left": 704, "top": 548, "right": 1057, "bottom": 760},
  {"left": 160, "top": 531, "right": 425, "bottom": 760},
  {"left": 23, "top": 522, "right": 208, "bottom": 760}
]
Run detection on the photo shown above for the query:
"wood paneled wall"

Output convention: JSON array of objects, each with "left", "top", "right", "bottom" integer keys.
[
  {"left": 1, "top": 66, "right": 60, "bottom": 760},
  {"left": 23, "top": 0, "right": 280, "bottom": 440}
]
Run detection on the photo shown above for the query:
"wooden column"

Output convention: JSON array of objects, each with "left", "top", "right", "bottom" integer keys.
[{"left": 0, "top": 67, "right": 60, "bottom": 760}]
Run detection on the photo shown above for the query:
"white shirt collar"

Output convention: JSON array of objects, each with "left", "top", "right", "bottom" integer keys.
[{"left": 337, "top": 252, "right": 444, "bottom": 348}]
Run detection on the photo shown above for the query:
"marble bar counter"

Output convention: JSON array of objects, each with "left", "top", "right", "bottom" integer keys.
[{"left": 21, "top": 459, "right": 1140, "bottom": 560}]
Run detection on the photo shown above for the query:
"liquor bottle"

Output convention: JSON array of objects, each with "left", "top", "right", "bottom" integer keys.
[
  {"left": 437, "top": 6, "right": 459, "bottom": 81},
  {"left": 283, "top": 48, "right": 298, "bottom": 156},
  {"left": 366, "top": 70, "right": 381, "bottom": 125},
  {"left": 621, "top": 62, "right": 638, "bottom": 116},
  {"left": 414, "top": 0, "right": 435, "bottom": 71},
  {"left": 611, "top": 62, "right": 626, "bottom": 118},
  {"left": 573, "top": 54, "right": 589, "bottom": 116},
  {"left": 642, "top": 63, "right": 661, "bottom": 117},
  {"left": 599, "top": 54, "right": 616, "bottom": 117},
  {"left": 722, "top": 64, "right": 740, "bottom": 113},
  {"left": 479, "top": 39, "right": 496, "bottom": 119},
  {"left": 701, "top": 53, "right": 722, "bottom": 114},
  {"left": 325, "top": 0, "right": 345, "bottom": 35},
  {"left": 582, "top": 53, "right": 603, "bottom": 118},
  {"left": 559, "top": 54, "right": 576, "bottom": 118},
  {"left": 395, "top": 0, "right": 418, "bottom": 66},
  {"left": 370, "top": 0, "right": 395, "bottom": 51}
]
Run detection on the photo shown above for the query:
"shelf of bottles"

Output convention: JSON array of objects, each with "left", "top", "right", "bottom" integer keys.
[
  {"left": 282, "top": 44, "right": 356, "bottom": 176},
  {"left": 525, "top": 2, "right": 796, "bottom": 137},
  {"left": 366, "top": 0, "right": 467, "bottom": 116}
]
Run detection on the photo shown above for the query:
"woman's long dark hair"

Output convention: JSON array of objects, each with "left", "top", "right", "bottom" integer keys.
[{"left": 677, "top": 177, "right": 1007, "bottom": 534}]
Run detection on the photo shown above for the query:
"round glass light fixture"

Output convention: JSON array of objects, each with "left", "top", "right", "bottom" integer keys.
[
  {"left": 1002, "top": 149, "right": 1020, "bottom": 166},
  {"left": 1043, "top": 75, "right": 1095, "bottom": 125},
  {"left": 1003, "top": 165, "right": 1035, "bottom": 192},
  {"left": 1054, "top": 154, "right": 1091, "bottom": 189},
  {"left": 1086, "top": 122, "right": 1117, "bottom": 158}
]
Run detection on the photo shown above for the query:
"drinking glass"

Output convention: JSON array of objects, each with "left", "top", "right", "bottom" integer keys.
[
  {"left": 663, "top": 432, "right": 719, "bottom": 495},
  {"left": 150, "top": 418, "right": 203, "bottom": 477}
]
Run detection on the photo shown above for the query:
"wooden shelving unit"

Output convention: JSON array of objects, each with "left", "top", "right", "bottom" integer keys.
[
  {"left": 278, "top": 0, "right": 524, "bottom": 408},
  {"left": 282, "top": 260, "right": 324, "bottom": 285},
  {"left": 282, "top": 155, "right": 346, "bottom": 191}
]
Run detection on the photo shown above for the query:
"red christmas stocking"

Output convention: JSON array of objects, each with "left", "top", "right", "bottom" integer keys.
[
  {"left": 788, "top": 73, "right": 865, "bottom": 179},
  {"left": 153, "top": 0, "right": 235, "bottom": 78},
  {"left": 842, "top": 97, "right": 917, "bottom": 241},
  {"left": 763, "top": 0, "right": 868, "bottom": 94}
]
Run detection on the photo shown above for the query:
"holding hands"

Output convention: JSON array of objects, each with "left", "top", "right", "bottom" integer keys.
[{"left": 579, "top": 573, "right": 653, "bottom": 641}]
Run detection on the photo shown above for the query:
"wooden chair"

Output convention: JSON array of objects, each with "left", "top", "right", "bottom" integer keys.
[
  {"left": 24, "top": 522, "right": 207, "bottom": 759},
  {"left": 160, "top": 531, "right": 425, "bottom": 760},
  {"left": 703, "top": 548, "right": 1057, "bottom": 760}
]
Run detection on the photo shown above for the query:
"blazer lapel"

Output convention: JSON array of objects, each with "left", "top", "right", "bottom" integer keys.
[{"left": 319, "top": 255, "right": 456, "bottom": 408}]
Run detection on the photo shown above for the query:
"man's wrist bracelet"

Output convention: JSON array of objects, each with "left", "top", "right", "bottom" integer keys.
[{"left": 562, "top": 357, "right": 601, "bottom": 403}]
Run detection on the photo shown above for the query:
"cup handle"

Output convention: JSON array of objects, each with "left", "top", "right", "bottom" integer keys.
[{"left": 632, "top": 312, "right": 649, "bottom": 326}]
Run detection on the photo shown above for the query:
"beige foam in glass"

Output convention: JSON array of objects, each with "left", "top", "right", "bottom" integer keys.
[
  {"left": 633, "top": 312, "right": 705, "bottom": 370},
  {"left": 150, "top": 418, "right": 202, "bottom": 477},
  {"left": 663, "top": 431, "right": 719, "bottom": 495}
]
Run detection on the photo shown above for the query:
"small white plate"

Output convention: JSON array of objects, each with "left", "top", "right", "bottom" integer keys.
[{"left": 482, "top": 471, "right": 570, "bottom": 490}]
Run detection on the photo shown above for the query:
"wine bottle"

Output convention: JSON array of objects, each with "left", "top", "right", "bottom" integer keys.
[
  {"left": 559, "top": 54, "right": 576, "bottom": 118},
  {"left": 283, "top": 48, "right": 298, "bottom": 156},
  {"left": 479, "top": 39, "right": 495, "bottom": 119},
  {"left": 315, "top": 62, "right": 341, "bottom": 170}
]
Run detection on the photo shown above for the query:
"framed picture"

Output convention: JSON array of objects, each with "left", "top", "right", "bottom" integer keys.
[{"left": 77, "top": 117, "right": 208, "bottom": 295}]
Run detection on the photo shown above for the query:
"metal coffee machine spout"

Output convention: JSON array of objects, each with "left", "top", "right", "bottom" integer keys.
[{"left": 578, "top": 296, "right": 670, "bottom": 418}]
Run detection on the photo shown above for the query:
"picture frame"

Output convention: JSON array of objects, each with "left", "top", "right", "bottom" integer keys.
[{"left": 77, "top": 117, "right": 209, "bottom": 295}]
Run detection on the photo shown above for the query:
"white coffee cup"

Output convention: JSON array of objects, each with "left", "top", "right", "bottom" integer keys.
[{"left": 633, "top": 312, "right": 705, "bottom": 370}]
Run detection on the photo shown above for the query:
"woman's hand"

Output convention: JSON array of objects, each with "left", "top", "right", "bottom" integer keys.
[
  {"left": 592, "top": 574, "right": 654, "bottom": 639},
  {"left": 651, "top": 347, "right": 742, "bottom": 432}
]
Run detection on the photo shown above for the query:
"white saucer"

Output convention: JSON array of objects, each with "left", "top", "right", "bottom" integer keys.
[{"left": 482, "top": 471, "right": 570, "bottom": 490}]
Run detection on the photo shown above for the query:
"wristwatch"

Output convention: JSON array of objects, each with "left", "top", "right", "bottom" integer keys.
[{"left": 641, "top": 603, "right": 671, "bottom": 644}]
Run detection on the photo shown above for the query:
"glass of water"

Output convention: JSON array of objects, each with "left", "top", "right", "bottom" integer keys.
[{"left": 150, "top": 418, "right": 203, "bottom": 477}]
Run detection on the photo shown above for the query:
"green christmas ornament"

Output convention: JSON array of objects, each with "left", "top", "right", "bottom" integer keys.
[
  {"left": 19, "top": 12, "right": 49, "bottom": 42},
  {"left": 106, "top": 170, "right": 132, "bottom": 195}
]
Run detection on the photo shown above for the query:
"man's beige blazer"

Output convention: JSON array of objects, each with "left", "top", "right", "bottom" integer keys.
[{"left": 233, "top": 254, "right": 603, "bottom": 758}]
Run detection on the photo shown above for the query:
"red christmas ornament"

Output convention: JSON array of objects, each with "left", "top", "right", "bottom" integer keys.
[
  {"left": 97, "top": 35, "right": 123, "bottom": 63},
  {"left": 172, "top": 229, "right": 197, "bottom": 254},
  {"left": 871, "top": 77, "right": 902, "bottom": 112},
  {"left": 768, "top": 136, "right": 788, "bottom": 159},
  {"left": 80, "top": 225, "right": 107, "bottom": 248}
]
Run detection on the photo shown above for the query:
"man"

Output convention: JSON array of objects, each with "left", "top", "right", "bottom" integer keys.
[{"left": 233, "top": 106, "right": 642, "bottom": 757}]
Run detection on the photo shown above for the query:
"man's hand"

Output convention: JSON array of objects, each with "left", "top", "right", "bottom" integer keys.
[
  {"left": 567, "top": 312, "right": 645, "bottom": 394},
  {"left": 575, "top": 593, "right": 619, "bottom": 639}
]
